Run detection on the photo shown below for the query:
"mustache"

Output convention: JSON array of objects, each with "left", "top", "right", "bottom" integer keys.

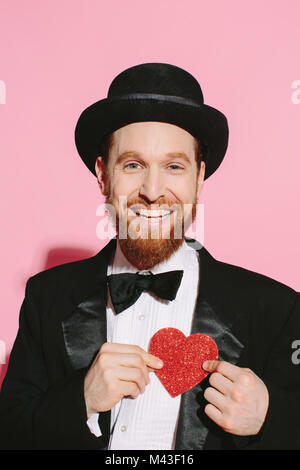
[{"left": 124, "top": 197, "right": 183, "bottom": 211}]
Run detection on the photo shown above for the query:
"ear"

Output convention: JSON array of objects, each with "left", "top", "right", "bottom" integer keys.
[
  {"left": 95, "top": 156, "right": 107, "bottom": 195},
  {"left": 196, "top": 161, "right": 205, "bottom": 199}
]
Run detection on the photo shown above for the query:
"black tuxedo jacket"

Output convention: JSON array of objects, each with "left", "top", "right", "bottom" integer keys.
[{"left": 0, "top": 238, "right": 300, "bottom": 450}]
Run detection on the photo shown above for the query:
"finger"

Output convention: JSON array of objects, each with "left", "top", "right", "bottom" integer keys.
[
  {"left": 146, "top": 354, "right": 164, "bottom": 369},
  {"left": 118, "top": 352, "right": 164, "bottom": 382},
  {"left": 202, "top": 359, "right": 221, "bottom": 372},
  {"left": 100, "top": 343, "right": 163, "bottom": 369},
  {"left": 119, "top": 380, "right": 140, "bottom": 399},
  {"left": 209, "top": 371, "right": 233, "bottom": 395},
  {"left": 204, "top": 386, "right": 227, "bottom": 412},
  {"left": 204, "top": 403, "right": 223, "bottom": 427},
  {"left": 100, "top": 342, "right": 145, "bottom": 355},
  {"left": 98, "top": 350, "right": 150, "bottom": 386},
  {"left": 117, "top": 366, "right": 148, "bottom": 393},
  {"left": 203, "top": 360, "right": 242, "bottom": 382},
  {"left": 118, "top": 353, "right": 151, "bottom": 385}
]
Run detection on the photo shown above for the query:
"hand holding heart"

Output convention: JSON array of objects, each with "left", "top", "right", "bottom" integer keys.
[
  {"left": 202, "top": 360, "right": 269, "bottom": 436},
  {"left": 85, "top": 329, "right": 269, "bottom": 437},
  {"left": 84, "top": 342, "right": 163, "bottom": 418},
  {"left": 149, "top": 328, "right": 269, "bottom": 436}
]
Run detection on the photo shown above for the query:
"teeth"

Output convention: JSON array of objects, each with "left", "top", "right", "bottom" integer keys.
[
  {"left": 137, "top": 209, "right": 172, "bottom": 218},
  {"left": 128, "top": 205, "right": 174, "bottom": 219}
]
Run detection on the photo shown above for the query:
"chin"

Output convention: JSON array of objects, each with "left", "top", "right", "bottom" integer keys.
[
  {"left": 118, "top": 236, "right": 185, "bottom": 270},
  {"left": 117, "top": 210, "right": 193, "bottom": 269}
]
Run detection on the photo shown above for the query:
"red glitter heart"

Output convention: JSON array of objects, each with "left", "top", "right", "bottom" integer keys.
[{"left": 149, "top": 328, "right": 218, "bottom": 397}]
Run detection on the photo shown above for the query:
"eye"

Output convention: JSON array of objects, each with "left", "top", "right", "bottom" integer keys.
[
  {"left": 124, "top": 162, "right": 142, "bottom": 170},
  {"left": 168, "top": 163, "right": 184, "bottom": 171}
]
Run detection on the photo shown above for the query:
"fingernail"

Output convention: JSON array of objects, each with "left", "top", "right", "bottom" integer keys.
[
  {"left": 155, "top": 358, "right": 164, "bottom": 367},
  {"left": 202, "top": 361, "right": 209, "bottom": 370}
]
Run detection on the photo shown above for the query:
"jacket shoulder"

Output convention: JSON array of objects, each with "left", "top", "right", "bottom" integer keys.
[
  {"left": 25, "top": 240, "right": 115, "bottom": 303},
  {"left": 28, "top": 253, "right": 99, "bottom": 284},
  {"left": 200, "top": 247, "right": 298, "bottom": 315},
  {"left": 218, "top": 256, "right": 295, "bottom": 294}
]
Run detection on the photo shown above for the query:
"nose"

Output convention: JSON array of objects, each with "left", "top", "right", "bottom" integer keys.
[{"left": 138, "top": 166, "right": 165, "bottom": 203}]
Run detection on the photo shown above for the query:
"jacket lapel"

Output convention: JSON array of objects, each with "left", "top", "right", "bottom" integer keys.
[
  {"left": 61, "top": 238, "right": 117, "bottom": 370},
  {"left": 175, "top": 239, "right": 245, "bottom": 450}
]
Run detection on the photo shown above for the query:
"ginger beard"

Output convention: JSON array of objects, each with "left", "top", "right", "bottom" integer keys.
[{"left": 105, "top": 178, "right": 197, "bottom": 270}]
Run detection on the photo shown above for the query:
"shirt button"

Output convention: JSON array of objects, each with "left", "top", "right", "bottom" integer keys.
[
  {"left": 138, "top": 314, "right": 145, "bottom": 321},
  {"left": 120, "top": 425, "right": 127, "bottom": 432}
]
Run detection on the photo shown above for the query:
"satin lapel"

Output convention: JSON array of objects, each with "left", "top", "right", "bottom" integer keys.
[
  {"left": 61, "top": 238, "right": 117, "bottom": 370},
  {"left": 61, "top": 286, "right": 108, "bottom": 370},
  {"left": 175, "top": 239, "right": 245, "bottom": 450}
]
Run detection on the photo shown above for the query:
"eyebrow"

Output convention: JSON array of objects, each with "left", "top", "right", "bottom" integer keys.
[{"left": 116, "top": 151, "right": 191, "bottom": 165}]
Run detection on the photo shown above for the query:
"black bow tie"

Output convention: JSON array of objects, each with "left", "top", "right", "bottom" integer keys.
[{"left": 107, "top": 270, "right": 184, "bottom": 314}]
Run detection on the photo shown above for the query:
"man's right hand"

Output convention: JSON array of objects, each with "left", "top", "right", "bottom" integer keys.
[{"left": 84, "top": 342, "right": 164, "bottom": 418}]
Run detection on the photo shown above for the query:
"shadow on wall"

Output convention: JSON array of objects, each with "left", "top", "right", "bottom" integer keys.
[
  {"left": 42, "top": 246, "right": 96, "bottom": 271},
  {"left": 1, "top": 246, "right": 97, "bottom": 389},
  {"left": 0, "top": 356, "right": 9, "bottom": 387}
]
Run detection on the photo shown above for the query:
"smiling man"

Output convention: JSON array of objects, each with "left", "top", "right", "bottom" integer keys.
[
  {"left": 97, "top": 121, "right": 204, "bottom": 269},
  {"left": 0, "top": 63, "right": 299, "bottom": 451}
]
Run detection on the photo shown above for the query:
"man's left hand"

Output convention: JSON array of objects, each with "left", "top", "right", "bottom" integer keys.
[{"left": 202, "top": 360, "right": 269, "bottom": 436}]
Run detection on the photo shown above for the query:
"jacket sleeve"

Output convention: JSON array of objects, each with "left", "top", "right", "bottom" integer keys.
[
  {"left": 255, "top": 292, "right": 300, "bottom": 449},
  {"left": 0, "top": 277, "right": 109, "bottom": 450},
  {"left": 233, "top": 291, "right": 300, "bottom": 450}
]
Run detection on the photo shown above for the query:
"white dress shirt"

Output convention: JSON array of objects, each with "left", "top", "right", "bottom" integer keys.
[{"left": 87, "top": 240, "right": 200, "bottom": 450}]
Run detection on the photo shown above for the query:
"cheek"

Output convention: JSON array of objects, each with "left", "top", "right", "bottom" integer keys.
[
  {"left": 109, "top": 173, "right": 141, "bottom": 201},
  {"left": 111, "top": 171, "right": 143, "bottom": 195},
  {"left": 167, "top": 175, "right": 198, "bottom": 202}
]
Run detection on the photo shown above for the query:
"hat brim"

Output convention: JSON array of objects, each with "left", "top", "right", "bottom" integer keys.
[{"left": 74, "top": 96, "right": 229, "bottom": 179}]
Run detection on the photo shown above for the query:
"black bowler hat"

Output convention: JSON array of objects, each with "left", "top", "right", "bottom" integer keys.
[{"left": 75, "top": 62, "right": 229, "bottom": 179}]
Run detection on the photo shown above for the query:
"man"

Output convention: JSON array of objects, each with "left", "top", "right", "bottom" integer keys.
[{"left": 0, "top": 63, "right": 299, "bottom": 450}]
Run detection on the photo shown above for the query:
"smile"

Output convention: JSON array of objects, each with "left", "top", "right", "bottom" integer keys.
[
  {"left": 128, "top": 204, "right": 174, "bottom": 223},
  {"left": 135, "top": 209, "right": 173, "bottom": 219}
]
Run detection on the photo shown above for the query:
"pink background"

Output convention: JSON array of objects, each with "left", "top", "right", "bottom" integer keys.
[{"left": 0, "top": 0, "right": 299, "bottom": 385}]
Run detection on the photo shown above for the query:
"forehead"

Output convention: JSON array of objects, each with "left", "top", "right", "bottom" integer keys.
[{"left": 111, "top": 121, "right": 196, "bottom": 155}]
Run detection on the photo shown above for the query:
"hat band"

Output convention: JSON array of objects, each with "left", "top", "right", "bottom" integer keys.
[{"left": 107, "top": 93, "right": 203, "bottom": 108}]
